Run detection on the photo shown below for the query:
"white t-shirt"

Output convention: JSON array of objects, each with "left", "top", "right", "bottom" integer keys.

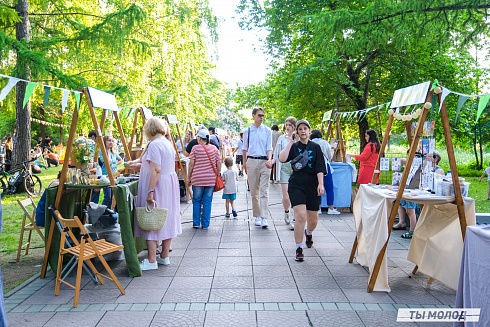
[
  {"left": 222, "top": 169, "right": 237, "bottom": 194},
  {"left": 485, "top": 167, "right": 490, "bottom": 181}
]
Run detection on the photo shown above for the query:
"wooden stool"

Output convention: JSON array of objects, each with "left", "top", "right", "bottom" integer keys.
[{"left": 16, "top": 197, "right": 45, "bottom": 262}]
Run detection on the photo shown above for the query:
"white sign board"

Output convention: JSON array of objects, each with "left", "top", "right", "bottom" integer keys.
[
  {"left": 166, "top": 114, "right": 179, "bottom": 124},
  {"left": 87, "top": 87, "right": 119, "bottom": 112},
  {"left": 141, "top": 106, "right": 153, "bottom": 119},
  {"left": 391, "top": 81, "right": 431, "bottom": 108}
]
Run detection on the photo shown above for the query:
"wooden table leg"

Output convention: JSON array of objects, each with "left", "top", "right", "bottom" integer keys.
[
  {"left": 412, "top": 265, "right": 418, "bottom": 275},
  {"left": 428, "top": 277, "right": 434, "bottom": 285},
  {"left": 349, "top": 236, "right": 358, "bottom": 263}
]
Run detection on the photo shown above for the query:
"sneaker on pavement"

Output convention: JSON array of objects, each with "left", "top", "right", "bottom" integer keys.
[
  {"left": 305, "top": 230, "right": 313, "bottom": 248},
  {"left": 255, "top": 217, "right": 262, "bottom": 226},
  {"left": 140, "top": 259, "right": 158, "bottom": 271},
  {"left": 232, "top": 209, "right": 237, "bottom": 217},
  {"left": 284, "top": 211, "right": 290, "bottom": 224},
  {"left": 327, "top": 208, "right": 341, "bottom": 215},
  {"left": 225, "top": 213, "right": 230, "bottom": 218},
  {"left": 290, "top": 219, "right": 295, "bottom": 230},
  {"left": 193, "top": 225, "right": 200, "bottom": 229},
  {"left": 295, "top": 247, "right": 304, "bottom": 261},
  {"left": 156, "top": 257, "right": 170, "bottom": 266},
  {"left": 261, "top": 218, "right": 269, "bottom": 228},
  {"left": 401, "top": 231, "right": 413, "bottom": 239}
]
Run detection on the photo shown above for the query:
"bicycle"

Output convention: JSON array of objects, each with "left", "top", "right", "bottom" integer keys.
[{"left": 0, "top": 159, "right": 43, "bottom": 197}]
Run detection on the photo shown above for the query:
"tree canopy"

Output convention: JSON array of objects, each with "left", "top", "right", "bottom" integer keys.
[{"left": 236, "top": 0, "right": 490, "bottom": 149}]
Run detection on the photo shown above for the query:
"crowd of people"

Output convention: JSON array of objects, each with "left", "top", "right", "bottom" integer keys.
[{"left": 26, "top": 107, "right": 450, "bottom": 267}]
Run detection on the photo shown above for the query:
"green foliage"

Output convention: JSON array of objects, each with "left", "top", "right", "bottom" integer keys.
[
  {"left": 0, "top": 0, "right": 227, "bottom": 143},
  {"left": 235, "top": 0, "right": 490, "bottom": 150}
]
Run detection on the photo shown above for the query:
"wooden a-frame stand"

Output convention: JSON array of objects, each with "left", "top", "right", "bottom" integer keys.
[
  {"left": 40, "top": 87, "right": 130, "bottom": 278},
  {"left": 166, "top": 115, "right": 192, "bottom": 199},
  {"left": 348, "top": 83, "right": 468, "bottom": 292},
  {"left": 128, "top": 107, "right": 146, "bottom": 156},
  {"left": 322, "top": 109, "right": 346, "bottom": 163}
]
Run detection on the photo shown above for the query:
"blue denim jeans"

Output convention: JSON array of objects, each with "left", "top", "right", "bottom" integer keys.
[
  {"left": 102, "top": 187, "right": 113, "bottom": 208},
  {"left": 323, "top": 164, "right": 334, "bottom": 207},
  {"left": 192, "top": 186, "right": 214, "bottom": 228},
  {"left": 90, "top": 188, "right": 100, "bottom": 204}
]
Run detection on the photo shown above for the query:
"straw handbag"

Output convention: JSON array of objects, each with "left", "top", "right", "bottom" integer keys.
[{"left": 136, "top": 200, "right": 168, "bottom": 231}]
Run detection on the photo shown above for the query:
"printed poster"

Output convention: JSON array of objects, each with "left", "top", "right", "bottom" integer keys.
[
  {"left": 392, "top": 158, "right": 401, "bottom": 171},
  {"left": 422, "top": 139, "right": 430, "bottom": 155},
  {"left": 429, "top": 139, "right": 435, "bottom": 154},
  {"left": 380, "top": 157, "right": 390, "bottom": 171},
  {"left": 392, "top": 172, "right": 402, "bottom": 186}
]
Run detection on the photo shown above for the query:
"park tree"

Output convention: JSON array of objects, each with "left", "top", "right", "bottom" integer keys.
[
  {"left": 0, "top": 0, "right": 226, "bottom": 164},
  {"left": 236, "top": 0, "right": 490, "bottom": 150}
]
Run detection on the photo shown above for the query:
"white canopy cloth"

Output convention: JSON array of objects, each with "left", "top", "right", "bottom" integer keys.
[{"left": 353, "top": 184, "right": 475, "bottom": 292}]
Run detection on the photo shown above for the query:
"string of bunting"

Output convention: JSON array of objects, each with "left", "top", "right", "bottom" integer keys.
[
  {"left": 0, "top": 73, "right": 82, "bottom": 113},
  {"left": 31, "top": 118, "right": 69, "bottom": 128},
  {"left": 332, "top": 102, "right": 391, "bottom": 123}
]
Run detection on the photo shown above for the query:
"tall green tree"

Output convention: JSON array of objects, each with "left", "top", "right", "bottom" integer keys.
[{"left": 1, "top": 0, "right": 226, "bottom": 163}]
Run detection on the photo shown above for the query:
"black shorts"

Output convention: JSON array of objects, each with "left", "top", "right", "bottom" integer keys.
[
  {"left": 288, "top": 173, "right": 320, "bottom": 211},
  {"left": 236, "top": 155, "right": 243, "bottom": 164}
]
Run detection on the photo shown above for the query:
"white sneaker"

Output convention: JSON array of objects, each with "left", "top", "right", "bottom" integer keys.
[
  {"left": 327, "top": 208, "right": 341, "bottom": 215},
  {"left": 318, "top": 209, "right": 322, "bottom": 215},
  {"left": 284, "top": 211, "right": 290, "bottom": 224},
  {"left": 140, "top": 259, "right": 158, "bottom": 271},
  {"left": 157, "top": 257, "right": 170, "bottom": 266},
  {"left": 255, "top": 217, "right": 262, "bottom": 226},
  {"left": 261, "top": 218, "right": 269, "bottom": 228},
  {"left": 290, "top": 219, "right": 295, "bottom": 230}
]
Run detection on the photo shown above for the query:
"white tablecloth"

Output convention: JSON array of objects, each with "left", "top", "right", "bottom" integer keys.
[
  {"left": 353, "top": 184, "right": 475, "bottom": 292},
  {"left": 455, "top": 225, "right": 490, "bottom": 327}
]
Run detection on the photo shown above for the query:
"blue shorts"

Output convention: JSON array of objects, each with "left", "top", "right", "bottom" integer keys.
[
  {"left": 222, "top": 193, "right": 237, "bottom": 200},
  {"left": 400, "top": 200, "right": 417, "bottom": 209}
]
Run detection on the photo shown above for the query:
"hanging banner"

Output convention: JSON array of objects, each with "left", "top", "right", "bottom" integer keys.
[
  {"left": 43, "top": 86, "right": 51, "bottom": 109},
  {"left": 0, "top": 78, "right": 20, "bottom": 102},
  {"left": 438, "top": 88, "right": 452, "bottom": 112},
  {"left": 61, "top": 89, "right": 69, "bottom": 113},
  {"left": 22, "top": 81, "right": 37, "bottom": 108},
  {"left": 74, "top": 92, "right": 81, "bottom": 112},
  {"left": 126, "top": 108, "right": 133, "bottom": 120},
  {"left": 476, "top": 94, "right": 490, "bottom": 122},
  {"left": 455, "top": 95, "right": 470, "bottom": 123}
]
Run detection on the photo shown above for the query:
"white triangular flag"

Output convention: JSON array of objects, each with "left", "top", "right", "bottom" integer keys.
[
  {"left": 61, "top": 89, "right": 69, "bottom": 113},
  {"left": 438, "top": 88, "right": 451, "bottom": 112},
  {"left": 0, "top": 78, "right": 20, "bottom": 102}
]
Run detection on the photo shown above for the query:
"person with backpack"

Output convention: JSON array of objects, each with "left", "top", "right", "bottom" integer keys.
[{"left": 208, "top": 127, "right": 221, "bottom": 150}]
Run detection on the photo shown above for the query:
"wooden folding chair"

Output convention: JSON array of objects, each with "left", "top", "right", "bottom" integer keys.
[
  {"left": 49, "top": 206, "right": 125, "bottom": 307},
  {"left": 16, "top": 197, "right": 45, "bottom": 262}
]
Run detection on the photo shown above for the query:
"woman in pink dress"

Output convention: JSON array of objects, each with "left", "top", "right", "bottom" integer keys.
[{"left": 128, "top": 117, "right": 181, "bottom": 271}]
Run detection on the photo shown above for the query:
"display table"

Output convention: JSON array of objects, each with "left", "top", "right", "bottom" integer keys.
[
  {"left": 45, "top": 181, "right": 146, "bottom": 278},
  {"left": 321, "top": 162, "right": 354, "bottom": 208},
  {"left": 455, "top": 225, "right": 490, "bottom": 327},
  {"left": 353, "top": 184, "right": 476, "bottom": 292}
]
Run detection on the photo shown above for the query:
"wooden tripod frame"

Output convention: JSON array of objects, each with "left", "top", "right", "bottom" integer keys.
[
  {"left": 127, "top": 107, "right": 146, "bottom": 156},
  {"left": 322, "top": 109, "right": 346, "bottom": 163},
  {"left": 40, "top": 87, "right": 128, "bottom": 278},
  {"left": 348, "top": 84, "right": 468, "bottom": 292},
  {"left": 166, "top": 115, "right": 192, "bottom": 199}
]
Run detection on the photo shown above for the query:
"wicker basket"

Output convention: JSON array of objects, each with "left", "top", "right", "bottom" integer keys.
[{"left": 135, "top": 201, "right": 168, "bottom": 231}]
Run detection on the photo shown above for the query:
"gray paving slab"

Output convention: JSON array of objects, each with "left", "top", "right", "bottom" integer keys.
[{"left": 5, "top": 175, "right": 459, "bottom": 326}]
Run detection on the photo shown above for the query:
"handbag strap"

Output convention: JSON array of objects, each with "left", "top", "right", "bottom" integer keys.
[{"left": 201, "top": 144, "right": 219, "bottom": 177}]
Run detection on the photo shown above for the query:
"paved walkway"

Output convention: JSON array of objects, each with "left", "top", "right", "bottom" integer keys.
[{"left": 5, "top": 175, "right": 456, "bottom": 326}]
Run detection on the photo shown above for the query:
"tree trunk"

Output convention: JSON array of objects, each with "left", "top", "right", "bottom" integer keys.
[
  {"left": 479, "top": 123, "right": 483, "bottom": 170},
  {"left": 59, "top": 109, "right": 63, "bottom": 145},
  {"left": 473, "top": 127, "right": 479, "bottom": 168},
  {"left": 13, "top": 0, "right": 31, "bottom": 165},
  {"left": 40, "top": 104, "right": 45, "bottom": 138}
]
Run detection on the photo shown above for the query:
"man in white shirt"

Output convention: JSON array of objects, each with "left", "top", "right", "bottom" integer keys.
[{"left": 243, "top": 107, "right": 273, "bottom": 228}]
